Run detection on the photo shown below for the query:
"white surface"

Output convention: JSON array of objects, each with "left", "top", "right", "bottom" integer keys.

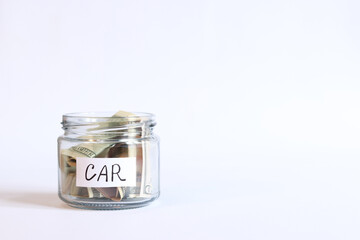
[{"left": 0, "top": 0, "right": 359, "bottom": 239}]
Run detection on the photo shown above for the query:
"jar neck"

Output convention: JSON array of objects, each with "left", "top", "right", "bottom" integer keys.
[{"left": 61, "top": 112, "right": 156, "bottom": 140}]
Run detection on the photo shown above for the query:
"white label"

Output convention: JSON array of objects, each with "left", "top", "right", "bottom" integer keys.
[{"left": 76, "top": 157, "right": 136, "bottom": 187}]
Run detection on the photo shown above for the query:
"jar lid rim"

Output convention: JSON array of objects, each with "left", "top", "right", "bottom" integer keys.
[{"left": 63, "top": 111, "right": 155, "bottom": 119}]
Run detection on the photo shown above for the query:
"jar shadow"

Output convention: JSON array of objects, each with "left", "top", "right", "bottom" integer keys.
[{"left": 0, "top": 190, "right": 73, "bottom": 210}]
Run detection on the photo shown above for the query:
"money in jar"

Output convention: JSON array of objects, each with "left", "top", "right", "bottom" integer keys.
[{"left": 57, "top": 110, "right": 160, "bottom": 210}]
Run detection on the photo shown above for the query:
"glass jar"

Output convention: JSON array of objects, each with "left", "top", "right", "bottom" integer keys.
[{"left": 57, "top": 111, "right": 160, "bottom": 210}]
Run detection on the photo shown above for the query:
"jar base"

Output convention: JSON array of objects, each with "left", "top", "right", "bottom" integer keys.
[{"left": 59, "top": 192, "right": 159, "bottom": 210}]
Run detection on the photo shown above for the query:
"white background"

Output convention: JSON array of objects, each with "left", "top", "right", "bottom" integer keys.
[{"left": 0, "top": 0, "right": 359, "bottom": 239}]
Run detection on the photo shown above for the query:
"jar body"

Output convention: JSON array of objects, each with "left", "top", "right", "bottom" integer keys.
[{"left": 57, "top": 112, "right": 160, "bottom": 210}]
